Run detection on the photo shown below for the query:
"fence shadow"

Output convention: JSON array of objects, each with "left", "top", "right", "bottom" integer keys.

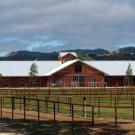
[{"left": 0, "top": 118, "right": 130, "bottom": 135}]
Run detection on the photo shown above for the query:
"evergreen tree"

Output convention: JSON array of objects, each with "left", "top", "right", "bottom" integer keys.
[
  {"left": 29, "top": 63, "right": 38, "bottom": 86},
  {"left": 125, "top": 63, "right": 133, "bottom": 85}
]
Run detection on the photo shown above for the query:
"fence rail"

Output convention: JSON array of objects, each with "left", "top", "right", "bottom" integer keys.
[
  {"left": 1, "top": 86, "right": 135, "bottom": 97},
  {"left": 0, "top": 95, "right": 135, "bottom": 128}
]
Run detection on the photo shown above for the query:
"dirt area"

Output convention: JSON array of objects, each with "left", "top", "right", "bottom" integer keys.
[{"left": 0, "top": 108, "right": 135, "bottom": 135}]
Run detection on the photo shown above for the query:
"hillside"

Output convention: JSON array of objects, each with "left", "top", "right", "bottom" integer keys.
[
  {"left": 0, "top": 47, "right": 135, "bottom": 60},
  {"left": 0, "top": 51, "right": 58, "bottom": 60}
]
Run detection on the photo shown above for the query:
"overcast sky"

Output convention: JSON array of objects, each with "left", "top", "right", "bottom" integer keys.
[{"left": 0, "top": 0, "right": 135, "bottom": 55}]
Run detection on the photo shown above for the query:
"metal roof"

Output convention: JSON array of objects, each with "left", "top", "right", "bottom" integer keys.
[
  {"left": 85, "top": 61, "right": 135, "bottom": 76},
  {"left": 0, "top": 61, "right": 60, "bottom": 77},
  {"left": 45, "top": 59, "right": 78, "bottom": 76},
  {"left": 45, "top": 59, "right": 108, "bottom": 76},
  {"left": 0, "top": 60, "right": 134, "bottom": 76}
]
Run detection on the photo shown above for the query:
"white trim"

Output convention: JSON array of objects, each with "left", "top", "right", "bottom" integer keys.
[{"left": 45, "top": 59, "right": 107, "bottom": 76}]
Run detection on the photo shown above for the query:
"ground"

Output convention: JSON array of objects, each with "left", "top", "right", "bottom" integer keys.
[
  {"left": 0, "top": 87, "right": 135, "bottom": 134},
  {"left": 0, "top": 108, "right": 135, "bottom": 135}
]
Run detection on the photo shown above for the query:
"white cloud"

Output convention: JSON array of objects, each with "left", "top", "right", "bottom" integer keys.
[{"left": 0, "top": 0, "right": 135, "bottom": 53}]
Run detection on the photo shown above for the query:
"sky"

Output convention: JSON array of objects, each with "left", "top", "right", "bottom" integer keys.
[{"left": 0, "top": 0, "right": 135, "bottom": 55}]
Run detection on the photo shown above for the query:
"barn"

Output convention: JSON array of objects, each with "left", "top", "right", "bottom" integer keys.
[{"left": 0, "top": 52, "right": 134, "bottom": 87}]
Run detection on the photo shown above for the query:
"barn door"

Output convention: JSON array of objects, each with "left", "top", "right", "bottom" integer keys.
[{"left": 73, "top": 76, "right": 85, "bottom": 87}]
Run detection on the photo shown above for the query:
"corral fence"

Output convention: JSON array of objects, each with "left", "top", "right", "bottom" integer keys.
[
  {"left": 1, "top": 86, "right": 135, "bottom": 98},
  {"left": 0, "top": 96, "right": 135, "bottom": 128}
]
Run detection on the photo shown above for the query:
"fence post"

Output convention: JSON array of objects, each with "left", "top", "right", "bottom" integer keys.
[
  {"left": 37, "top": 99, "right": 40, "bottom": 121},
  {"left": 27, "top": 98, "right": 29, "bottom": 111},
  {"left": 2, "top": 96, "right": 4, "bottom": 107},
  {"left": 11, "top": 97, "right": 14, "bottom": 119},
  {"left": 83, "top": 97, "right": 86, "bottom": 118},
  {"left": 91, "top": 106, "right": 94, "bottom": 127},
  {"left": 98, "top": 98, "right": 100, "bottom": 118},
  {"left": 23, "top": 96, "right": 26, "bottom": 120},
  {"left": 57, "top": 96, "right": 59, "bottom": 113},
  {"left": 71, "top": 104, "right": 74, "bottom": 130},
  {"left": 45, "top": 96, "right": 48, "bottom": 113},
  {"left": 114, "top": 98, "right": 117, "bottom": 128},
  {"left": 133, "top": 98, "right": 135, "bottom": 120},
  {"left": 69, "top": 97, "right": 72, "bottom": 116},
  {"left": 54, "top": 101, "right": 56, "bottom": 127}
]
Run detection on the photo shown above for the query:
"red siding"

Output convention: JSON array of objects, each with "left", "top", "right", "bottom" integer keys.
[
  {"left": 0, "top": 77, "right": 48, "bottom": 87},
  {"left": 50, "top": 61, "right": 105, "bottom": 87}
]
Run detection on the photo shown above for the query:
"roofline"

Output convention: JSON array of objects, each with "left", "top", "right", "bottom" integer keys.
[
  {"left": 77, "top": 59, "right": 109, "bottom": 76},
  {"left": 45, "top": 59, "right": 109, "bottom": 76},
  {"left": 45, "top": 59, "right": 79, "bottom": 76}
]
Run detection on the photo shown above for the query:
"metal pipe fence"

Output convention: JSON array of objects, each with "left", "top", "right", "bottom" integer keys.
[{"left": 0, "top": 96, "right": 135, "bottom": 128}]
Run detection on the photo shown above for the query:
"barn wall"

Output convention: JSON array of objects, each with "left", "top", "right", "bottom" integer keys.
[
  {"left": 50, "top": 61, "right": 105, "bottom": 87},
  {"left": 1, "top": 61, "right": 132, "bottom": 87},
  {"left": 0, "top": 77, "right": 48, "bottom": 87},
  {"left": 105, "top": 76, "right": 135, "bottom": 86}
]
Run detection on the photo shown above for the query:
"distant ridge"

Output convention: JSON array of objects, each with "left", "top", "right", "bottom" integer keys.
[{"left": 0, "top": 47, "right": 135, "bottom": 60}]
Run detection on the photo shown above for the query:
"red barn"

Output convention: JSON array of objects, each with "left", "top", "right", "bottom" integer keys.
[{"left": 0, "top": 52, "right": 134, "bottom": 87}]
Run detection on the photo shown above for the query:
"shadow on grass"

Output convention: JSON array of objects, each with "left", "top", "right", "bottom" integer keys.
[{"left": 0, "top": 118, "right": 131, "bottom": 135}]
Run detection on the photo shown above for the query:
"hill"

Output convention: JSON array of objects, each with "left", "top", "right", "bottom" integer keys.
[{"left": 0, "top": 47, "right": 135, "bottom": 60}]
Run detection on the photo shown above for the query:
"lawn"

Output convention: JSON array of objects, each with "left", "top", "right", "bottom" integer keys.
[{"left": 1, "top": 87, "right": 135, "bottom": 120}]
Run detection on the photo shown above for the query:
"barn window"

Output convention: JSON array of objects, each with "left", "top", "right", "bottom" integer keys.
[
  {"left": 20, "top": 79, "right": 27, "bottom": 87},
  {"left": 73, "top": 76, "right": 85, "bottom": 82},
  {"left": 4, "top": 79, "right": 10, "bottom": 87},
  {"left": 79, "top": 76, "right": 85, "bottom": 82},
  {"left": 74, "top": 65, "right": 82, "bottom": 73},
  {"left": 51, "top": 80, "right": 56, "bottom": 87}
]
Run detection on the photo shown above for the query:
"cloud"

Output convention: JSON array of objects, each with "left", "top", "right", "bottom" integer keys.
[
  {"left": 0, "top": 35, "right": 67, "bottom": 53},
  {"left": 0, "top": 0, "right": 135, "bottom": 54}
]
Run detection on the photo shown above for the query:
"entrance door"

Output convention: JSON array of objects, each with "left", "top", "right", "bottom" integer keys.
[{"left": 73, "top": 76, "right": 85, "bottom": 87}]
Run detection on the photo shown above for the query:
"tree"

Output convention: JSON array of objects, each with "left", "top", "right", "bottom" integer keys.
[
  {"left": 29, "top": 63, "right": 38, "bottom": 86},
  {"left": 125, "top": 63, "right": 133, "bottom": 85},
  {"left": 77, "top": 54, "right": 93, "bottom": 60}
]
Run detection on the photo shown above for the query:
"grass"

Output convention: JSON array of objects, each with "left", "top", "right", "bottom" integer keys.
[{"left": 1, "top": 87, "right": 135, "bottom": 120}]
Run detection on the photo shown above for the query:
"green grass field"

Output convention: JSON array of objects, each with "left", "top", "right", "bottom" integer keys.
[{"left": 0, "top": 87, "right": 135, "bottom": 120}]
